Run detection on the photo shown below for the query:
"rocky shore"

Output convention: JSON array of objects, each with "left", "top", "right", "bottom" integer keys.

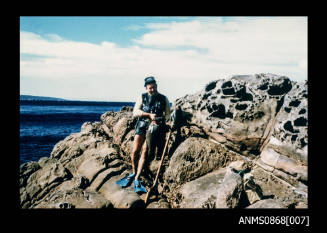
[{"left": 19, "top": 73, "right": 308, "bottom": 209}]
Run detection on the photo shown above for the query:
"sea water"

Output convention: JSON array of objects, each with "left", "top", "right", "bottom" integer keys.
[{"left": 19, "top": 100, "right": 134, "bottom": 165}]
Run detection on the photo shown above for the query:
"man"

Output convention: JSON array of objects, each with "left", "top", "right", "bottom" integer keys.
[{"left": 116, "top": 76, "right": 171, "bottom": 194}]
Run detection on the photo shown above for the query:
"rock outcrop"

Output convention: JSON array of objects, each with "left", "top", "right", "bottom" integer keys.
[{"left": 19, "top": 73, "right": 307, "bottom": 209}]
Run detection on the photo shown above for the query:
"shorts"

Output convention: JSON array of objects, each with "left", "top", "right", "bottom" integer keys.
[{"left": 135, "top": 120, "right": 149, "bottom": 135}]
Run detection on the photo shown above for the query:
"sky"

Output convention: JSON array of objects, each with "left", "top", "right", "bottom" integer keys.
[{"left": 20, "top": 16, "right": 308, "bottom": 102}]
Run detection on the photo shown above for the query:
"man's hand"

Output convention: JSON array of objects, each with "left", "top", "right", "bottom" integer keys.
[
  {"left": 146, "top": 113, "right": 158, "bottom": 125},
  {"left": 149, "top": 113, "right": 156, "bottom": 121}
]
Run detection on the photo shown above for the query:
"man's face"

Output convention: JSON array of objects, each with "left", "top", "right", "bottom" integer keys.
[{"left": 146, "top": 83, "right": 157, "bottom": 96}]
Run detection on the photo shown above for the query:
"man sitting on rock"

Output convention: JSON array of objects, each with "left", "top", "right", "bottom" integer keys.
[{"left": 116, "top": 76, "right": 171, "bottom": 194}]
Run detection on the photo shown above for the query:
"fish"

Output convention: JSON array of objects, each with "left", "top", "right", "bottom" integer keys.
[{"left": 146, "top": 122, "right": 158, "bottom": 160}]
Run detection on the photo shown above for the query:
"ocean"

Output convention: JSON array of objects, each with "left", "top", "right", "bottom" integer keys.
[{"left": 19, "top": 100, "right": 134, "bottom": 165}]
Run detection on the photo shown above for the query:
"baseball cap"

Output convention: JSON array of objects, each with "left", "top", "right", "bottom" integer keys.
[{"left": 144, "top": 76, "right": 156, "bottom": 87}]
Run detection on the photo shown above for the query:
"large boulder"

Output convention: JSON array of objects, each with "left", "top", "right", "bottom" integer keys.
[
  {"left": 162, "top": 136, "right": 244, "bottom": 207},
  {"left": 175, "top": 74, "right": 289, "bottom": 155},
  {"left": 175, "top": 74, "right": 307, "bottom": 162},
  {"left": 176, "top": 167, "right": 227, "bottom": 208},
  {"left": 164, "top": 137, "right": 242, "bottom": 191}
]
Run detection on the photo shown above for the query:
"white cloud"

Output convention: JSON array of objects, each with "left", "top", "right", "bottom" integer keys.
[
  {"left": 136, "top": 17, "right": 307, "bottom": 65},
  {"left": 20, "top": 17, "right": 307, "bottom": 101},
  {"left": 44, "top": 33, "right": 64, "bottom": 41},
  {"left": 298, "top": 58, "right": 307, "bottom": 71}
]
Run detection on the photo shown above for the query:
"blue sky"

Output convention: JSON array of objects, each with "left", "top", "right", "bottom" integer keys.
[
  {"left": 20, "top": 16, "right": 307, "bottom": 102},
  {"left": 20, "top": 16, "right": 196, "bottom": 46}
]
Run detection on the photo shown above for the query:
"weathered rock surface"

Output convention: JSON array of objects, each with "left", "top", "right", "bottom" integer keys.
[
  {"left": 176, "top": 167, "right": 227, "bottom": 208},
  {"left": 98, "top": 171, "right": 145, "bottom": 208},
  {"left": 20, "top": 73, "right": 307, "bottom": 209},
  {"left": 215, "top": 168, "right": 244, "bottom": 208},
  {"left": 246, "top": 198, "right": 286, "bottom": 208},
  {"left": 164, "top": 137, "right": 241, "bottom": 188}
]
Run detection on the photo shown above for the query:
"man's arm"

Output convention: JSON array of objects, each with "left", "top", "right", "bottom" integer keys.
[{"left": 133, "top": 95, "right": 144, "bottom": 118}]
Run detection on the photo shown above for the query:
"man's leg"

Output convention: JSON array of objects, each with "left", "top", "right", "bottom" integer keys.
[
  {"left": 131, "top": 134, "right": 145, "bottom": 175},
  {"left": 135, "top": 140, "right": 148, "bottom": 181},
  {"left": 116, "top": 134, "right": 145, "bottom": 187}
]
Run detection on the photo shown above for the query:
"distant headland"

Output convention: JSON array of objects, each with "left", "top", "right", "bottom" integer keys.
[{"left": 20, "top": 95, "right": 68, "bottom": 101}]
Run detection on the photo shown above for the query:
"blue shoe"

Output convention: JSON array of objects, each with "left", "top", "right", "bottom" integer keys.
[
  {"left": 134, "top": 179, "right": 147, "bottom": 194},
  {"left": 116, "top": 173, "right": 135, "bottom": 188}
]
